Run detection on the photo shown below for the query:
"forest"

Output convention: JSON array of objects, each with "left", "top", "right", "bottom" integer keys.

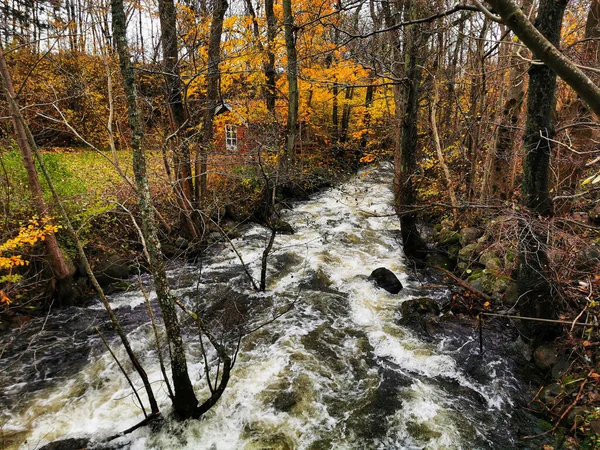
[{"left": 1, "top": 0, "right": 600, "bottom": 448}]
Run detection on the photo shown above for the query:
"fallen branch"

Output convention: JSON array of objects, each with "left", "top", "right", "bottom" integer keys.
[
  {"left": 431, "top": 265, "right": 494, "bottom": 302},
  {"left": 106, "top": 412, "right": 162, "bottom": 442},
  {"left": 481, "top": 312, "right": 598, "bottom": 328}
]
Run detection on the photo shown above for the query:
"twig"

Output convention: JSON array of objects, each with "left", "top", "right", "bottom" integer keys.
[{"left": 553, "top": 370, "right": 593, "bottom": 432}]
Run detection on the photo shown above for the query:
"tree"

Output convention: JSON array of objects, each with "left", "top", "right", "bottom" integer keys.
[
  {"left": 283, "top": 0, "right": 299, "bottom": 172},
  {"left": 485, "top": 0, "right": 600, "bottom": 116},
  {"left": 480, "top": 15, "right": 530, "bottom": 203},
  {"left": 111, "top": 0, "right": 199, "bottom": 418},
  {"left": 157, "top": 0, "right": 198, "bottom": 238},
  {"left": 515, "top": 0, "right": 567, "bottom": 336},
  {"left": 0, "top": 42, "right": 75, "bottom": 305},
  {"left": 111, "top": 0, "right": 235, "bottom": 421},
  {"left": 391, "top": 0, "right": 430, "bottom": 260},
  {"left": 197, "top": 0, "right": 228, "bottom": 208}
]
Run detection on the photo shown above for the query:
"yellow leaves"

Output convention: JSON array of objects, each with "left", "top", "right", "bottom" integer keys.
[{"left": 0, "top": 217, "right": 60, "bottom": 306}]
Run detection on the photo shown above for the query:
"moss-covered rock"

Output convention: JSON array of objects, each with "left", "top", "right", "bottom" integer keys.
[
  {"left": 459, "top": 227, "right": 484, "bottom": 246},
  {"left": 502, "top": 281, "right": 519, "bottom": 306},
  {"left": 435, "top": 227, "right": 460, "bottom": 246},
  {"left": 466, "top": 269, "right": 483, "bottom": 283},
  {"left": 479, "top": 251, "right": 502, "bottom": 272},
  {"left": 458, "top": 243, "right": 479, "bottom": 264},
  {"left": 399, "top": 298, "right": 440, "bottom": 325}
]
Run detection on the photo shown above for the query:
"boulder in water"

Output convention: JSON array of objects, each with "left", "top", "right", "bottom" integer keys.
[
  {"left": 399, "top": 298, "right": 440, "bottom": 325},
  {"left": 39, "top": 438, "right": 89, "bottom": 450},
  {"left": 94, "top": 255, "right": 130, "bottom": 287},
  {"left": 273, "top": 220, "right": 295, "bottom": 235},
  {"left": 368, "top": 268, "right": 403, "bottom": 294}
]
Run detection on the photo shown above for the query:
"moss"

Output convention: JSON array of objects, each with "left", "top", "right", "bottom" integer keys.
[{"left": 467, "top": 270, "right": 483, "bottom": 282}]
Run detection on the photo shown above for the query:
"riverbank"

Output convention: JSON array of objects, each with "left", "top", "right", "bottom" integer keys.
[{"left": 425, "top": 213, "right": 600, "bottom": 449}]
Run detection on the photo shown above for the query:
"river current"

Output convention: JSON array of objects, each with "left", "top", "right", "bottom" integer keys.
[{"left": 1, "top": 164, "right": 537, "bottom": 449}]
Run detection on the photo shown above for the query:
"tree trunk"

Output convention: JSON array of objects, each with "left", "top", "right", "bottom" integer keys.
[
  {"left": 283, "top": 0, "right": 298, "bottom": 171},
  {"left": 522, "top": 0, "right": 566, "bottom": 217},
  {"left": 0, "top": 43, "right": 74, "bottom": 304},
  {"left": 111, "top": 0, "right": 199, "bottom": 419},
  {"left": 245, "top": 0, "right": 277, "bottom": 115},
  {"left": 465, "top": 19, "right": 488, "bottom": 201},
  {"left": 339, "top": 86, "right": 353, "bottom": 144},
  {"left": 265, "top": 0, "right": 277, "bottom": 116},
  {"left": 196, "top": 0, "right": 228, "bottom": 208},
  {"left": 393, "top": 0, "right": 429, "bottom": 260},
  {"left": 517, "top": 0, "right": 567, "bottom": 339},
  {"left": 157, "top": 0, "right": 198, "bottom": 238}
]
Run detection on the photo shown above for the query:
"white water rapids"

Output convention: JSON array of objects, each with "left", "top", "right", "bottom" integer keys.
[{"left": 1, "top": 164, "right": 533, "bottom": 449}]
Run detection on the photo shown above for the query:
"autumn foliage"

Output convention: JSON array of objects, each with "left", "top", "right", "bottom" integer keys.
[{"left": 0, "top": 218, "right": 60, "bottom": 305}]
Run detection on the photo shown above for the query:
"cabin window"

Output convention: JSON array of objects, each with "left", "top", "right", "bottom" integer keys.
[{"left": 225, "top": 124, "right": 237, "bottom": 151}]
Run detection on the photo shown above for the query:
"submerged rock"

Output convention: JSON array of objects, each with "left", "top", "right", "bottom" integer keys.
[
  {"left": 94, "top": 255, "right": 130, "bottom": 287},
  {"left": 273, "top": 220, "right": 295, "bottom": 235},
  {"left": 399, "top": 298, "right": 440, "bottom": 325},
  {"left": 368, "top": 267, "right": 403, "bottom": 294},
  {"left": 39, "top": 438, "right": 89, "bottom": 450}
]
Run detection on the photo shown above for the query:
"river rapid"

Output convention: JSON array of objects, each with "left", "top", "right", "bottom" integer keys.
[{"left": 1, "top": 164, "right": 539, "bottom": 449}]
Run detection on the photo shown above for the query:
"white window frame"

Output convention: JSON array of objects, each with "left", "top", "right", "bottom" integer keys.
[{"left": 225, "top": 124, "right": 238, "bottom": 151}]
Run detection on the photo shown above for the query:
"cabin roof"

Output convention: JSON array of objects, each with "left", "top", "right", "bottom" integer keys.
[{"left": 214, "top": 100, "right": 249, "bottom": 125}]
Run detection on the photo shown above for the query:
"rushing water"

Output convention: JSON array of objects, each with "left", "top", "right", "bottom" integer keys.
[{"left": 1, "top": 164, "right": 537, "bottom": 449}]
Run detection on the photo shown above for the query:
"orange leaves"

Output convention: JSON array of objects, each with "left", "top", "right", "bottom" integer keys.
[
  {"left": 360, "top": 153, "right": 375, "bottom": 164},
  {"left": 0, "top": 290, "right": 11, "bottom": 305}
]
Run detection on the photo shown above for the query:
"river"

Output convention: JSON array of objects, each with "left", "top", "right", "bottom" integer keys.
[{"left": 1, "top": 164, "right": 540, "bottom": 449}]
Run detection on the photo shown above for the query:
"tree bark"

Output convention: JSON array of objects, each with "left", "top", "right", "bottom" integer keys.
[
  {"left": 283, "top": 0, "right": 298, "bottom": 171},
  {"left": 517, "top": 0, "right": 567, "bottom": 339},
  {"left": 265, "top": 0, "right": 277, "bottom": 115},
  {"left": 111, "top": 0, "right": 199, "bottom": 419},
  {"left": 393, "top": 0, "right": 429, "bottom": 260},
  {"left": 196, "top": 0, "right": 228, "bottom": 208},
  {"left": 157, "top": 0, "right": 197, "bottom": 238},
  {"left": 521, "top": 0, "right": 566, "bottom": 217}
]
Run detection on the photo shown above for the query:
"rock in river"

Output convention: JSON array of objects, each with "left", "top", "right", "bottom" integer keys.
[{"left": 368, "top": 267, "right": 403, "bottom": 294}]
